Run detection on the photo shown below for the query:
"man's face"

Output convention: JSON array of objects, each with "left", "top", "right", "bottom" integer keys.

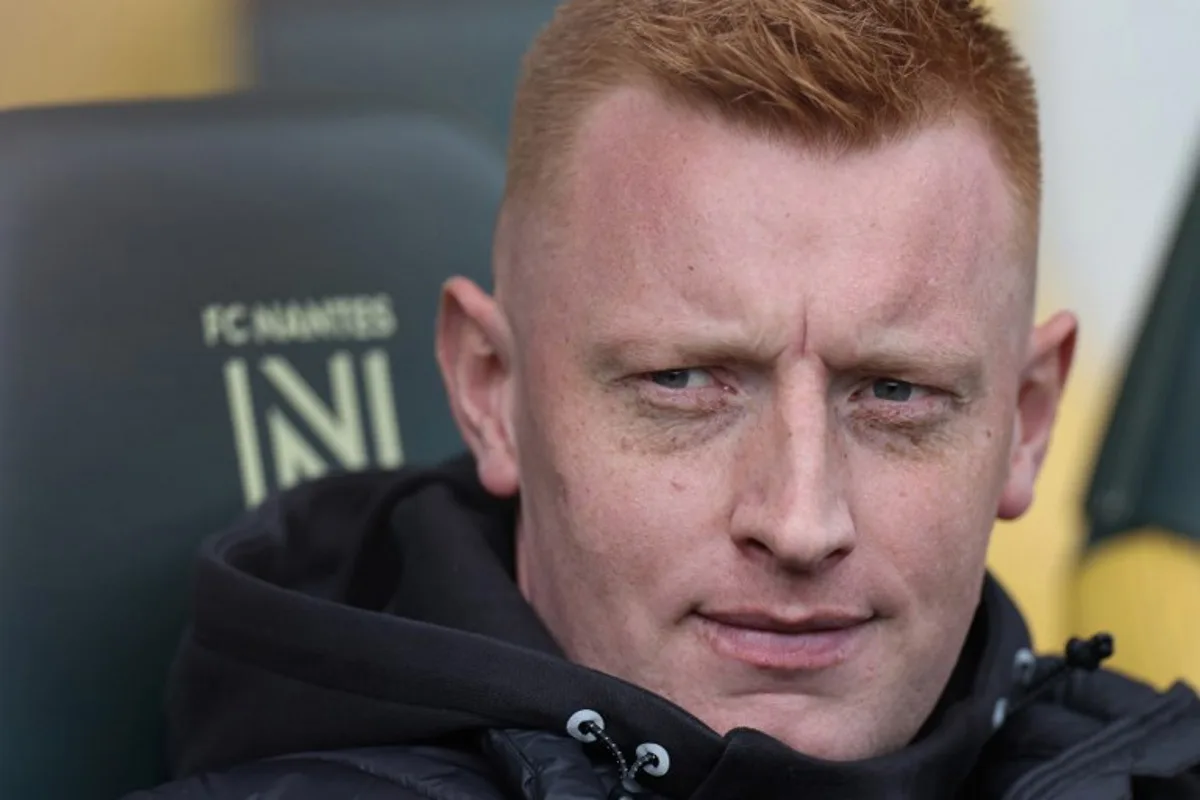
[{"left": 440, "top": 86, "right": 1074, "bottom": 760}]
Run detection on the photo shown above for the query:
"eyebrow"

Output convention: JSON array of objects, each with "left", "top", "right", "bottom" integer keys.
[
  {"left": 841, "top": 341, "right": 986, "bottom": 396},
  {"left": 586, "top": 327, "right": 785, "bottom": 375}
]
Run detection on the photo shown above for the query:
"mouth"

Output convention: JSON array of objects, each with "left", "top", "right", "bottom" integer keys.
[{"left": 695, "top": 609, "right": 875, "bottom": 671}]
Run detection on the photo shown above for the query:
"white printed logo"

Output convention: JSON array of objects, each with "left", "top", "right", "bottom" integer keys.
[{"left": 202, "top": 295, "right": 405, "bottom": 507}]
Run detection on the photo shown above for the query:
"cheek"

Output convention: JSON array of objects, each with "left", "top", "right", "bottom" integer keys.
[
  {"left": 520, "top": 375, "right": 723, "bottom": 584},
  {"left": 557, "top": 443, "right": 725, "bottom": 573},
  {"left": 847, "top": 424, "right": 1007, "bottom": 595},
  {"left": 526, "top": 364, "right": 722, "bottom": 540}
]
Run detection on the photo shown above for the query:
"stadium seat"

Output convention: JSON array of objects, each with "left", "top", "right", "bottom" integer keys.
[
  {"left": 0, "top": 93, "right": 502, "bottom": 799},
  {"left": 249, "top": 0, "right": 560, "bottom": 156}
]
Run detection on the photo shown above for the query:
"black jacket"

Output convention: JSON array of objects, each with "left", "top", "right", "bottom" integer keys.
[{"left": 128, "top": 456, "right": 1200, "bottom": 799}]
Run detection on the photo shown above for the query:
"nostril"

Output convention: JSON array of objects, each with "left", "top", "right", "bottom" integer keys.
[{"left": 737, "top": 537, "right": 852, "bottom": 577}]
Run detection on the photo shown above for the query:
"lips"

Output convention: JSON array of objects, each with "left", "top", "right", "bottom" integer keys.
[
  {"left": 696, "top": 609, "right": 874, "bottom": 671},
  {"left": 701, "top": 610, "right": 871, "bottom": 634}
]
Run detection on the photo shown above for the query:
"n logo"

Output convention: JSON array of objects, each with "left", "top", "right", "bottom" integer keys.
[{"left": 223, "top": 349, "right": 404, "bottom": 507}]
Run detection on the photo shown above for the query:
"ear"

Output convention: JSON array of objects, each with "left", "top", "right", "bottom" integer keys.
[
  {"left": 997, "top": 310, "right": 1079, "bottom": 520},
  {"left": 435, "top": 277, "right": 520, "bottom": 497}
]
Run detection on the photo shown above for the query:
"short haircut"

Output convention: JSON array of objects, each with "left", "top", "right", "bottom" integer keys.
[{"left": 506, "top": 0, "right": 1039, "bottom": 228}]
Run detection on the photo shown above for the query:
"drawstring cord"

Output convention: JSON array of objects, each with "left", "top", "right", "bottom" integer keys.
[
  {"left": 580, "top": 719, "right": 629, "bottom": 776},
  {"left": 994, "top": 632, "right": 1115, "bottom": 729},
  {"left": 566, "top": 709, "right": 671, "bottom": 799}
]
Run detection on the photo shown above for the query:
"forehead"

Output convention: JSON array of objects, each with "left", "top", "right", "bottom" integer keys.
[{"left": 534, "top": 85, "right": 1024, "bottom": 359}]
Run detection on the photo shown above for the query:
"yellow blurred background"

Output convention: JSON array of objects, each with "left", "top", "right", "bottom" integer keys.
[{"left": 0, "top": 0, "right": 238, "bottom": 110}]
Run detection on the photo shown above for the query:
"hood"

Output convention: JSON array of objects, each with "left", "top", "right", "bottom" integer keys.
[{"left": 168, "top": 454, "right": 1037, "bottom": 798}]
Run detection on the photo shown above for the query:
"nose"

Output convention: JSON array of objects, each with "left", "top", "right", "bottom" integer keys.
[{"left": 728, "top": 389, "right": 856, "bottom": 574}]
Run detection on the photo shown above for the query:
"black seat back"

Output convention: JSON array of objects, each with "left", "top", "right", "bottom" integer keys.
[
  {"left": 0, "top": 94, "right": 502, "bottom": 799},
  {"left": 250, "top": 0, "right": 561, "bottom": 155}
]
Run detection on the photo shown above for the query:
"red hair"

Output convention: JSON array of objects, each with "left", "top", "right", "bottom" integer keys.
[{"left": 507, "top": 0, "right": 1039, "bottom": 227}]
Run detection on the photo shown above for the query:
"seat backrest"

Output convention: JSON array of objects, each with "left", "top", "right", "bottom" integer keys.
[
  {"left": 249, "top": 0, "right": 561, "bottom": 156},
  {"left": 0, "top": 94, "right": 503, "bottom": 799}
]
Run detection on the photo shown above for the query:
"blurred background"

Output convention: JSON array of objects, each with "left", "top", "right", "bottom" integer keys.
[{"left": 0, "top": 0, "right": 1197, "bottom": 797}]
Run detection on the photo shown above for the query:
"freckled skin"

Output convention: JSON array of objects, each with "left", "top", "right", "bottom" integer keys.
[{"left": 437, "top": 86, "right": 1076, "bottom": 761}]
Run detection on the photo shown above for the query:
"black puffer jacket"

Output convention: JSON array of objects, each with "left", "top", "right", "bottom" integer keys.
[{"left": 127, "top": 456, "right": 1200, "bottom": 799}]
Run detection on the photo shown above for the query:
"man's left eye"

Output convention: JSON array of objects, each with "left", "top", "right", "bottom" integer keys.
[
  {"left": 871, "top": 379, "right": 923, "bottom": 402},
  {"left": 648, "top": 369, "right": 716, "bottom": 390}
]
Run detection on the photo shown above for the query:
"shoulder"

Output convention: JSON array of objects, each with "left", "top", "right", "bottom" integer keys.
[
  {"left": 1060, "top": 667, "right": 1200, "bottom": 750},
  {"left": 202, "top": 455, "right": 474, "bottom": 558},
  {"left": 1076, "top": 674, "right": 1200, "bottom": 797},
  {"left": 125, "top": 745, "right": 509, "bottom": 800},
  {"left": 223, "top": 465, "right": 413, "bottom": 535},
  {"left": 986, "top": 667, "right": 1200, "bottom": 798},
  {"left": 223, "top": 453, "right": 478, "bottom": 527}
]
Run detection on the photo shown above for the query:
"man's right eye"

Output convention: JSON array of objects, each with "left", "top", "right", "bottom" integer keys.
[{"left": 647, "top": 369, "right": 716, "bottom": 390}]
